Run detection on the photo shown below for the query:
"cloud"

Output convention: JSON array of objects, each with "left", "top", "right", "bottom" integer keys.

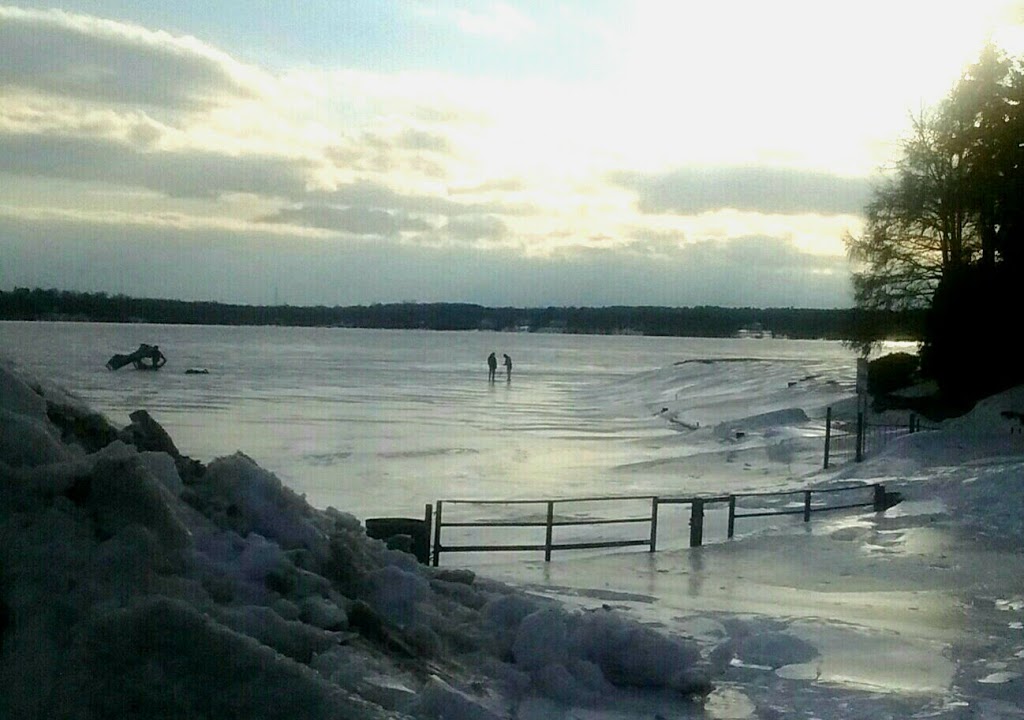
[
  {"left": 444, "top": 215, "right": 509, "bottom": 242},
  {"left": 395, "top": 128, "right": 453, "bottom": 153},
  {"left": 0, "top": 134, "right": 310, "bottom": 200},
  {"left": 521, "top": 235, "right": 853, "bottom": 307},
  {"left": 259, "top": 204, "right": 433, "bottom": 235},
  {"left": 448, "top": 178, "right": 526, "bottom": 194},
  {"left": 0, "top": 8, "right": 325, "bottom": 203},
  {"left": 610, "top": 166, "right": 872, "bottom": 216},
  {"left": 0, "top": 7, "right": 271, "bottom": 108},
  {"left": 324, "top": 127, "right": 457, "bottom": 179},
  {"left": 683, "top": 235, "right": 838, "bottom": 272},
  {"left": 0, "top": 211, "right": 852, "bottom": 308},
  {"left": 312, "top": 180, "right": 538, "bottom": 220}
]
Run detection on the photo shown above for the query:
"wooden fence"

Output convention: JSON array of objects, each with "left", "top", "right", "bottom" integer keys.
[{"left": 427, "top": 482, "right": 897, "bottom": 566}]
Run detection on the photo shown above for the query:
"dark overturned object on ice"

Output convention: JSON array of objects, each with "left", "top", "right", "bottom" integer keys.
[{"left": 105, "top": 343, "right": 166, "bottom": 371}]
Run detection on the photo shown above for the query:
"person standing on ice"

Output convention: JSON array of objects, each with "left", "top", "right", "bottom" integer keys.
[
  {"left": 148, "top": 345, "right": 166, "bottom": 369},
  {"left": 503, "top": 353, "right": 512, "bottom": 381},
  {"left": 487, "top": 352, "right": 497, "bottom": 382}
]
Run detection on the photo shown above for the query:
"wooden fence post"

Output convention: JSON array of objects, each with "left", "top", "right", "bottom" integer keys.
[
  {"left": 823, "top": 406, "right": 832, "bottom": 469},
  {"left": 432, "top": 501, "right": 443, "bottom": 567},
  {"left": 689, "top": 499, "right": 704, "bottom": 547},
  {"left": 544, "top": 501, "right": 555, "bottom": 562},
  {"left": 649, "top": 497, "right": 659, "bottom": 552},
  {"left": 727, "top": 495, "right": 736, "bottom": 538},
  {"left": 803, "top": 490, "right": 812, "bottom": 522}
]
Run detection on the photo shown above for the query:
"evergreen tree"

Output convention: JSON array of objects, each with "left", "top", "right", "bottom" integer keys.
[{"left": 847, "top": 45, "right": 1024, "bottom": 404}]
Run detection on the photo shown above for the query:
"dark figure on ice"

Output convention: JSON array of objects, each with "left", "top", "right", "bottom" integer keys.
[
  {"left": 106, "top": 343, "right": 167, "bottom": 371},
  {"left": 503, "top": 353, "right": 512, "bottom": 381},
  {"left": 487, "top": 352, "right": 497, "bottom": 382},
  {"left": 139, "top": 345, "right": 166, "bottom": 370}
]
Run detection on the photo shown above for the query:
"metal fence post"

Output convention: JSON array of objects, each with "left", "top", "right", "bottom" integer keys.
[
  {"left": 431, "top": 501, "right": 443, "bottom": 566},
  {"left": 544, "top": 501, "right": 555, "bottom": 561},
  {"left": 803, "top": 490, "right": 812, "bottom": 522},
  {"left": 423, "top": 503, "right": 433, "bottom": 563},
  {"left": 823, "top": 406, "right": 832, "bottom": 469},
  {"left": 727, "top": 495, "right": 736, "bottom": 538},
  {"left": 855, "top": 411, "right": 864, "bottom": 462},
  {"left": 649, "top": 497, "right": 659, "bottom": 552},
  {"left": 689, "top": 499, "right": 704, "bottom": 547}
]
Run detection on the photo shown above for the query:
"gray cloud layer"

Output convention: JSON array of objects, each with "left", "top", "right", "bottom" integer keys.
[
  {"left": 0, "top": 7, "right": 262, "bottom": 107},
  {"left": 611, "top": 166, "right": 871, "bottom": 216},
  {"left": 0, "top": 215, "right": 851, "bottom": 308},
  {"left": 0, "top": 135, "right": 311, "bottom": 199},
  {"left": 260, "top": 205, "right": 433, "bottom": 235}
]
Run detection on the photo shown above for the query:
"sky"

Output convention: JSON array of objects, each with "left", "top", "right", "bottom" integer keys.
[{"left": 2, "top": 1, "right": 1024, "bottom": 308}]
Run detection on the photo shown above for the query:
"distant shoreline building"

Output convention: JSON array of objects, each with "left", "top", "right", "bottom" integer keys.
[{"left": 734, "top": 322, "right": 772, "bottom": 339}]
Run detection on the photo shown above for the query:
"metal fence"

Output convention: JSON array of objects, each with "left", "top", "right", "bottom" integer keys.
[
  {"left": 363, "top": 408, "right": 937, "bottom": 566},
  {"left": 426, "top": 483, "right": 895, "bottom": 566},
  {"left": 823, "top": 408, "right": 934, "bottom": 468},
  {"left": 430, "top": 496, "right": 656, "bottom": 566}
]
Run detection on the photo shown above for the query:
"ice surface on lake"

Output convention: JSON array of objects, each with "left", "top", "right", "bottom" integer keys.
[
  {"left": 1, "top": 357, "right": 715, "bottom": 719},
  {"left": 4, "top": 324, "right": 1024, "bottom": 718},
  {"left": 0, "top": 322, "right": 859, "bottom": 521}
]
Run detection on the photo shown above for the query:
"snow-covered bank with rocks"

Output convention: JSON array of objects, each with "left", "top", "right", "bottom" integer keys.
[{"left": 0, "top": 360, "right": 712, "bottom": 719}]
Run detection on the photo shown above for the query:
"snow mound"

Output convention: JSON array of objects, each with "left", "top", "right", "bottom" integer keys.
[
  {"left": 945, "top": 385, "right": 1024, "bottom": 436},
  {"left": 714, "top": 408, "right": 810, "bottom": 439}
]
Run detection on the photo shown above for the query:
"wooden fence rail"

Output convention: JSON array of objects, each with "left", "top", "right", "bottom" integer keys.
[{"left": 428, "top": 483, "right": 897, "bottom": 566}]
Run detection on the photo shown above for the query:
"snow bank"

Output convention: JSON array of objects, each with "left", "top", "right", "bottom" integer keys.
[{"left": 0, "top": 359, "right": 712, "bottom": 719}]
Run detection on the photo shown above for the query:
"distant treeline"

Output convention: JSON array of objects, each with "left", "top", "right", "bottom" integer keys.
[{"left": 0, "top": 288, "right": 924, "bottom": 341}]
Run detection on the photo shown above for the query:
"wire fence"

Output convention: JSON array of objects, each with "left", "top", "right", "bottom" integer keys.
[{"left": 823, "top": 408, "right": 937, "bottom": 468}]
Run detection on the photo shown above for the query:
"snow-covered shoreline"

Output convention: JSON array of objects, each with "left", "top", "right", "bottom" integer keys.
[
  {"left": 3, "top": 357, "right": 1023, "bottom": 719},
  {"left": 466, "top": 389, "right": 1024, "bottom": 718}
]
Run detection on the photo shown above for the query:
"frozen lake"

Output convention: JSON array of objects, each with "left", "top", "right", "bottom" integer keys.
[
  {"left": 0, "top": 322, "right": 859, "bottom": 523},
  {"left": 5, "top": 322, "right": 1023, "bottom": 718}
]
